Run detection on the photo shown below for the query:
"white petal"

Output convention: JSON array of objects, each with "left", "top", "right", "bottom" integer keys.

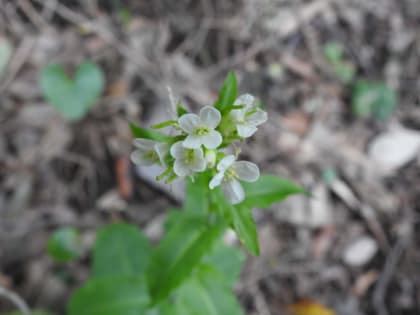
[
  {"left": 179, "top": 113, "right": 200, "bottom": 134},
  {"left": 201, "top": 130, "right": 222, "bottom": 149},
  {"left": 234, "top": 94, "right": 255, "bottom": 108},
  {"left": 170, "top": 141, "right": 185, "bottom": 159},
  {"left": 130, "top": 150, "right": 155, "bottom": 166},
  {"left": 190, "top": 149, "right": 206, "bottom": 172},
  {"left": 234, "top": 161, "right": 260, "bottom": 182},
  {"left": 222, "top": 179, "right": 245, "bottom": 204},
  {"left": 217, "top": 155, "right": 236, "bottom": 172},
  {"left": 183, "top": 135, "right": 202, "bottom": 149},
  {"left": 209, "top": 172, "right": 224, "bottom": 189},
  {"left": 237, "top": 124, "right": 257, "bottom": 138},
  {"left": 133, "top": 138, "right": 155, "bottom": 151},
  {"left": 199, "top": 106, "right": 221, "bottom": 129},
  {"left": 154, "top": 143, "right": 168, "bottom": 166},
  {"left": 173, "top": 160, "right": 190, "bottom": 177},
  {"left": 247, "top": 109, "right": 267, "bottom": 126},
  {"left": 229, "top": 109, "right": 245, "bottom": 122}
]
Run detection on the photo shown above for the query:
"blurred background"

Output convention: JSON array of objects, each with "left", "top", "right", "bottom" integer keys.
[{"left": 1, "top": 0, "right": 420, "bottom": 314}]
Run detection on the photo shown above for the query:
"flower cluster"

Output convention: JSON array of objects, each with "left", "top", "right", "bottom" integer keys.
[{"left": 131, "top": 93, "right": 267, "bottom": 204}]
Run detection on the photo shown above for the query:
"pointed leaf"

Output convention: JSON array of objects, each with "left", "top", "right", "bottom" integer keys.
[
  {"left": 214, "top": 72, "right": 238, "bottom": 113},
  {"left": 129, "top": 122, "right": 171, "bottom": 142},
  {"left": 185, "top": 172, "right": 210, "bottom": 214},
  {"left": 231, "top": 204, "right": 259, "bottom": 255},
  {"left": 177, "top": 101, "right": 188, "bottom": 117},
  {"left": 176, "top": 265, "right": 244, "bottom": 315},
  {"left": 241, "top": 175, "right": 304, "bottom": 208},
  {"left": 203, "top": 242, "right": 245, "bottom": 286},
  {"left": 148, "top": 217, "right": 224, "bottom": 304},
  {"left": 68, "top": 276, "right": 149, "bottom": 315},
  {"left": 93, "top": 224, "right": 151, "bottom": 277}
]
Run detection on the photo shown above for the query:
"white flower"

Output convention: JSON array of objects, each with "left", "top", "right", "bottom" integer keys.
[
  {"left": 179, "top": 106, "right": 222, "bottom": 149},
  {"left": 209, "top": 155, "right": 260, "bottom": 204},
  {"left": 170, "top": 141, "right": 206, "bottom": 177},
  {"left": 131, "top": 139, "right": 163, "bottom": 166},
  {"left": 230, "top": 94, "right": 267, "bottom": 138},
  {"left": 154, "top": 142, "right": 170, "bottom": 166}
]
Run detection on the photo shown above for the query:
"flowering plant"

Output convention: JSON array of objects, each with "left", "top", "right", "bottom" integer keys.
[
  {"left": 56, "top": 72, "right": 303, "bottom": 315},
  {"left": 131, "top": 74, "right": 267, "bottom": 205}
]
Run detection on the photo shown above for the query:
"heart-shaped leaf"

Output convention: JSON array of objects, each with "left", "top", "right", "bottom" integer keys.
[{"left": 41, "top": 62, "right": 104, "bottom": 121}]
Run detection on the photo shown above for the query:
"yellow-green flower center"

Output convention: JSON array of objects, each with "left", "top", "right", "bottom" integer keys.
[
  {"left": 184, "top": 149, "right": 196, "bottom": 164},
  {"left": 225, "top": 167, "right": 237, "bottom": 181},
  {"left": 193, "top": 126, "right": 210, "bottom": 136},
  {"left": 144, "top": 151, "right": 158, "bottom": 161}
]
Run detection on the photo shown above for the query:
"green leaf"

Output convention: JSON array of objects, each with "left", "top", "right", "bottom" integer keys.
[
  {"left": 175, "top": 265, "right": 244, "bottom": 315},
  {"left": 352, "top": 80, "right": 397, "bottom": 120},
  {"left": 0, "top": 312, "right": 54, "bottom": 315},
  {"left": 147, "top": 217, "right": 224, "bottom": 304},
  {"left": 185, "top": 172, "right": 210, "bottom": 215},
  {"left": 323, "top": 42, "right": 344, "bottom": 64},
  {"left": 203, "top": 242, "right": 245, "bottom": 286},
  {"left": 151, "top": 120, "right": 178, "bottom": 129},
  {"left": 0, "top": 38, "right": 12, "bottom": 78},
  {"left": 177, "top": 101, "right": 188, "bottom": 117},
  {"left": 231, "top": 204, "right": 259, "bottom": 255},
  {"left": 214, "top": 72, "right": 238, "bottom": 113},
  {"left": 129, "top": 122, "right": 171, "bottom": 142},
  {"left": 93, "top": 224, "right": 151, "bottom": 277},
  {"left": 334, "top": 62, "right": 355, "bottom": 83},
  {"left": 68, "top": 276, "right": 149, "bottom": 315},
  {"left": 47, "top": 227, "right": 82, "bottom": 262},
  {"left": 41, "top": 62, "right": 104, "bottom": 121},
  {"left": 241, "top": 175, "right": 304, "bottom": 208}
]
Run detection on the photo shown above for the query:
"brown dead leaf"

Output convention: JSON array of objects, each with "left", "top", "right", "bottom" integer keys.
[
  {"left": 289, "top": 299, "right": 336, "bottom": 315},
  {"left": 282, "top": 111, "right": 311, "bottom": 136},
  {"left": 107, "top": 80, "right": 129, "bottom": 97},
  {"left": 352, "top": 270, "right": 378, "bottom": 297}
]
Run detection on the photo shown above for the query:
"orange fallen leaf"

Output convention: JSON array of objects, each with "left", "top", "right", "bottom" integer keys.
[{"left": 289, "top": 299, "right": 336, "bottom": 315}]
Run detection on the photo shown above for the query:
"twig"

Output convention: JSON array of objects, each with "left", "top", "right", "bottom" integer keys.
[
  {"left": 0, "top": 285, "right": 30, "bottom": 315},
  {"left": 0, "top": 36, "right": 36, "bottom": 93},
  {"left": 205, "top": 0, "right": 334, "bottom": 77},
  {"left": 17, "top": 0, "right": 49, "bottom": 30},
  {"left": 32, "top": 0, "right": 153, "bottom": 70},
  {"left": 372, "top": 235, "right": 408, "bottom": 315},
  {"left": 250, "top": 284, "right": 272, "bottom": 315}
]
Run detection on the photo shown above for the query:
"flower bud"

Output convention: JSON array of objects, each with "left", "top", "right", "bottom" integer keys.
[{"left": 205, "top": 150, "right": 217, "bottom": 168}]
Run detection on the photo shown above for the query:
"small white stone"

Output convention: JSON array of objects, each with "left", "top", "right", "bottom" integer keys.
[
  {"left": 343, "top": 236, "right": 378, "bottom": 267},
  {"left": 368, "top": 127, "right": 420, "bottom": 174}
]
